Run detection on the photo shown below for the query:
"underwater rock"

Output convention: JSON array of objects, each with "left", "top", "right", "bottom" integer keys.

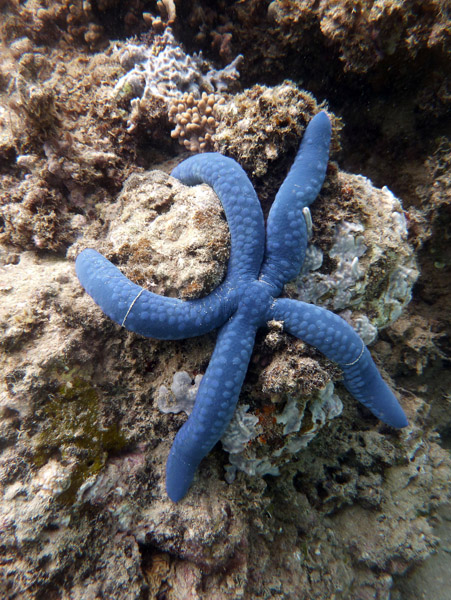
[
  {"left": 68, "top": 169, "right": 230, "bottom": 299},
  {"left": 213, "top": 81, "right": 341, "bottom": 179},
  {"left": 290, "top": 171, "right": 419, "bottom": 334},
  {"left": 267, "top": 0, "right": 450, "bottom": 74}
]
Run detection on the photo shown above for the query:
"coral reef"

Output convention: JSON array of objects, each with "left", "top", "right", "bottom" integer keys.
[
  {"left": 290, "top": 171, "right": 419, "bottom": 333},
  {"left": 0, "top": 169, "right": 449, "bottom": 600},
  {"left": 0, "top": 1, "right": 450, "bottom": 598},
  {"left": 115, "top": 27, "right": 241, "bottom": 101},
  {"left": 114, "top": 27, "right": 241, "bottom": 134},
  {"left": 0, "top": 40, "right": 133, "bottom": 256},
  {"left": 176, "top": 0, "right": 449, "bottom": 80},
  {"left": 268, "top": 0, "right": 450, "bottom": 74},
  {"left": 0, "top": 0, "right": 156, "bottom": 49},
  {"left": 169, "top": 91, "right": 225, "bottom": 151}
]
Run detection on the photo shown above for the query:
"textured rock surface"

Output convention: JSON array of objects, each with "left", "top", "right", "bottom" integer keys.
[
  {"left": 291, "top": 170, "right": 419, "bottom": 334},
  {"left": 214, "top": 81, "right": 342, "bottom": 179},
  {"left": 68, "top": 169, "right": 230, "bottom": 299},
  {"left": 268, "top": 0, "right": 450, "bottom": 74},
  {"left": 1, "top": 160, "right": 448, "bottom": 599},
  {"left": 0, "top": 2, "right": 450, "bottom": 599}
]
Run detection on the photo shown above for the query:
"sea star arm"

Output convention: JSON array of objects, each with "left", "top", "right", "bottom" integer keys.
[
  {"left": 76, "top": 249, "right": 236, "bottom": 339},
  {"left": 165, "top": 306, "right": 259, "bottom": 501},
  {"left": 171, "top": 153, "right": 266, "bottom": 283},
  {"left": 76, "top": 153, "right": 265, "bottom": 339},
  {"left": 270, "top": 298, "right": 408, "bottom": 428},
  {"left": 260, "top": 111, "right": 331, "bottom": 294}
]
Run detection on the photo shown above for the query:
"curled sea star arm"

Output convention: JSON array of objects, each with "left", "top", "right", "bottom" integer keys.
[
  {"left": 260, "top": 111, "right": 332, "bottom": 293},
  {"left": 165, "top": 307, "right": 259, "bottom": 501},
  {"left": 270, "top": 298, "right": 408, "bottom": 428},
  {"left": 75, "top": 248, "right": 237, "bottom": 339},
  {"left": 171, "top": 153, "right": 266, "bottom": 283}
]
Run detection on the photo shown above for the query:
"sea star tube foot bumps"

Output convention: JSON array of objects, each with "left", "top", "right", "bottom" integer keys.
[{"left": 76, "top": 112, "right": 407, "bottom": 502}]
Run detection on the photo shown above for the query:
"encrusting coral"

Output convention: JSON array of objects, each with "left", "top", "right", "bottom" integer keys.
[{"left": 290, "top": 172, "right": 419, "bottom": 334}]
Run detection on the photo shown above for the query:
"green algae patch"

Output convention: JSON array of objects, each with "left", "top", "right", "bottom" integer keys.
[{"left": 35, "top": 375, "right": 128, "bottom": 504}]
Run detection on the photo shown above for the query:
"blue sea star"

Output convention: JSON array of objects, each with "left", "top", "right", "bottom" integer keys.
[{"left": 76, "top": 111, "right": 408, "bottom": 502}]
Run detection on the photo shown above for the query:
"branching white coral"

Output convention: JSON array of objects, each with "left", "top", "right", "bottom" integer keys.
[{"left": 114, "top": 28, "right": 241, "bottom": 133}]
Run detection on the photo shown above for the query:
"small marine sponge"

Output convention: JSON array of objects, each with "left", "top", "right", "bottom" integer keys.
[{"left": 168, "top": 91, "right": 225, "bottom": 152}]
